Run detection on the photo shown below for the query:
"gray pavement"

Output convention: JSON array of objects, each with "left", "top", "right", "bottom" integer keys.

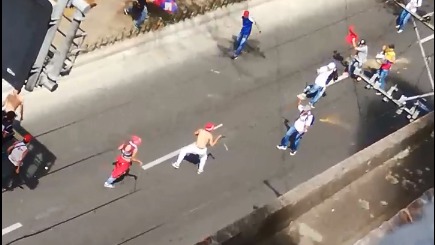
[{"left": 2, "top": 0, "right": 434, "bottom": 244}]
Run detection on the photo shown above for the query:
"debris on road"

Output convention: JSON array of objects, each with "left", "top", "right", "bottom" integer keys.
[{"left": 358, "top": 199, "right": 370, "bottom": 210}]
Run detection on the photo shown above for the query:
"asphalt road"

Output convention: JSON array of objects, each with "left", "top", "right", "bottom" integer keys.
[{"left": 2, "top": 0, "right": 433, "bottom": 244}]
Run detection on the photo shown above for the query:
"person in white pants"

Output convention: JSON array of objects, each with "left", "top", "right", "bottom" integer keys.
[{"left": 172, "top": 122, "right": 222, "bottom": 174}]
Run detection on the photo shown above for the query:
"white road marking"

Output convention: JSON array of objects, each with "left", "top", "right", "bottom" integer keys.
[
  {"left": 419, "top": 34, "right": 434, "bottom": 44},
  {"left": 2, "top": 223, "right": 23, "bottom": 236},
  {"left": 142, "top": 124, "right": 223, "bottom": 171},
  {"left": 326, "top": 73, "right": 349, "bottom": 87}
]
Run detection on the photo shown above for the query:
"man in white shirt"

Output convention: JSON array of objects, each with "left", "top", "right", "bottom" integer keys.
[
  {"left": 2, "top": 134, "right": 31, "bottom": 191},
  {"left": 305, "top": 62, "right": 337, "bottom": 108},
  {"left": 396, "top": 0, "right": 423, "bottom": 33},
  {"left": 276, "top": 99, "right": 314, "bottom": 156}
]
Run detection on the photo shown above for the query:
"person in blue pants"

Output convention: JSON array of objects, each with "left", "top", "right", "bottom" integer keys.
[
  {"left": 276, "top": 99, "right": 314, "bottom": 156},
  {"left": 395, "top": 0, "right": 422, "bottom": 33},
  {"left": 232, "top": 10, "right": 261, "bottom": 59},
  {"left": 124, "top": 0, "right": 149, "bottom": 30}
]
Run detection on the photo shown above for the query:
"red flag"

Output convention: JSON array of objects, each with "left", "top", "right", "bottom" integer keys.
[{"left": 345, "top": 25, "right": 358, "bottom": 46}]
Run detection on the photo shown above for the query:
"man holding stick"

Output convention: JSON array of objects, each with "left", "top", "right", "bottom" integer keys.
[{"left": 172, "top": 122, "right": 222, "bottom": 174}]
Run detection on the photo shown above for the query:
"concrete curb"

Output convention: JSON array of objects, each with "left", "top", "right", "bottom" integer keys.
[
  {"left": 197, "top": 112, "right": 434, "bottom": 245},
  {"left": 74, "top": 0, "right": 265, "bottom": 68}
]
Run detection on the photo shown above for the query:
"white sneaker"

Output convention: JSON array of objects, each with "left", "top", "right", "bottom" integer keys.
[
  {"left": 197, "top": 170, "right": 203, "bottom": 175},
  {"left": 297, "top": 93, "right": 307, "bottom": 100},
  {"left": 376, "top": 92, "right": 382, "bottom": 95},
  {"left": 309, "top": 103, "right": 315, "bottom": 109},
  {"left": 289, "top": 150, "right": 297, "bottom": 156},
  {"left": 276, "top": 145, "right": 287, "bottom": 150},
  {"left": 397, "top": 29, "right": 403, "bottom": 33},
  {"left": 395, "top": 25, "right": 400, "bottom": 29},
  {"left": 172, "top": 163, "right": 180, "bottom": 169},
  {"left": 104, "top": 182, "right": 115, "bottom": 188}
]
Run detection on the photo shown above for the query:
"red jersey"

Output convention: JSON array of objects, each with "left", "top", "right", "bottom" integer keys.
[
  {"left": 118, "top": 141, "right": 138, "bottom": 160},
  {"left": 111, "top": 155, "right": 131, "bottom": 178}
]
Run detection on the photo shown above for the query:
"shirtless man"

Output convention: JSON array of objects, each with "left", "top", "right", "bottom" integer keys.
[
  {"left": 172, "top": 122, "right": 222, "bottom": 174},
  {"left": 2, "top": 89, "right": 24, "bottom": 121}
]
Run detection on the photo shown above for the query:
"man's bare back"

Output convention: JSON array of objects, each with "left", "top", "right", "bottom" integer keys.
[
  {"left": 2, "top": 90, "right": 23, "bottom": 120},
  {"left": 195, "top": 128, "right": 221, "bottom": 149}
]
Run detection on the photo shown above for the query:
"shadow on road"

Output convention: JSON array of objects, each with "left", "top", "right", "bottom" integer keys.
[
  {"left": 355, "top": 72, "right": 433, "bottom": 149},
  {"left": 2, "top": 122, "right": 56, "bottom": 192},
  {"left": 215, "top": 35, "right": 266, "bottom": 59}
]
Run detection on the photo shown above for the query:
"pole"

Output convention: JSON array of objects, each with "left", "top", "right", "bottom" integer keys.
[
  {"left": 43, "top": 0, "right": 91, "bottom": 90},
  {"left": 412, "top": 18, "right": 435, "bottom": 92},
  {"left": 25, "top": 0, "right": 71, "bottom": 92},
  {"left": 399, "top": 92, "right": 434, "bottom": 103}
]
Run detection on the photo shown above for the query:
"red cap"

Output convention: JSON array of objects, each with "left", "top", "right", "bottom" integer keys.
[
  {"left": 131, "top": 135, "right": 142, "bottom": 146},
  {"left": 243, "top": 10, "right": 249, "bottom": 18},
  {"left": 204, "top": 122, "right": 215, "bottom": 132},
  {"left": 23, "top": 134, "right": 33, "bottom": 143}
]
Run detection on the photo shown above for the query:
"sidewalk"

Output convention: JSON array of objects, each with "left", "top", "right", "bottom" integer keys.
[
  {"left": 58, "top": 0, "right": 242, "bottom": 53},
  {"left": 260, "top": 136, "right": 434, "bottom": 245}
]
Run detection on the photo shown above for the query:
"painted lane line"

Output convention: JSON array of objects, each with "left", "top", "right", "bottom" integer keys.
[
  {"left": 326, "top": 73, "right": 349, "bottom": 87},
  {"left": 419, "top": 34, "right": 434, "bottom": 45},
  {"left": 141, "top": 123, "right": 223, "bottom": 171},
  {"left": 2, "top": 223, "right": 23, "bottom": 236}
]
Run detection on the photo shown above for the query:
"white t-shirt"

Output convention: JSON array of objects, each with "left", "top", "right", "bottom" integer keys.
[
  {"left": 406, "top": 0, "right": 422, "bottom": 13},
  {"left": 315, "top": 65, "right": 334, "bottom": 87},
  {"left": 8, "top": 142, "right": 27, "bottom": 167},
  {"left": 294, "top": 105, "right": 314, "bottom": 133}
]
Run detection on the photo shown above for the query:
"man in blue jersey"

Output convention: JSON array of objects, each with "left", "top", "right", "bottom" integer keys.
[{"left": 232, "top": 10, "right": 261, "bottom": 59}]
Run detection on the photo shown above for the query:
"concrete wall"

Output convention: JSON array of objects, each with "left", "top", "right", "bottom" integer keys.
[{"left": 196, "top": 112, "right": 434, "bottom": 245}]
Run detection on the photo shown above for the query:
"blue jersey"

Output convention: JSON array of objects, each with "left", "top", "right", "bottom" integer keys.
[{"left": 240, "top": 17, "right": 254, "bottom": 35}]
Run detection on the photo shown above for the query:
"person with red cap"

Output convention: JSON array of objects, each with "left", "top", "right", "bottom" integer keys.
[
  {"left": 2, "top": 134, "right": 32, "bottom": 191},
  {"left": 232, "top": 10, "right": 261, "bottom": 60},
  {"left": 104, "top": 135, "right": 143, "bottom": 188},
  {"left": 172, "top": 122, "right": 222, "bottom": 174}
]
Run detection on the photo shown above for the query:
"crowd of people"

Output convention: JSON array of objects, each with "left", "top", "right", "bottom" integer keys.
[{"left": 2, "top": 0, "right": 427, "bottom": 190}]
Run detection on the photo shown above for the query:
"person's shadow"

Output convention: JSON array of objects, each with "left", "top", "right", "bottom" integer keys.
[
  {"left": 183, "top": 153, "right": 216, "bottom": 166},
  {"left": 2, "top": 121, "right": 57, "bottom": 192},
  {"left": 216, "top": 35, "right": 266, "bottom": 59}
]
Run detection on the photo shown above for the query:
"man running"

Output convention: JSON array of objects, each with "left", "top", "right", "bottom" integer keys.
[
  {"left": 104, "top": 135, "right": 142, "bottom": 188},
  {"left": 276, "top": 99, "right": 314, "bottom": 156},
  {"left": 232, "top": 10, "right": 261, "bottom": 60},
  {"left": 396, "top": 0, "right": 422, "bottom": 33},
  {"left": 172, "top": 122, "right": 222, "bottom": 174},
  {"left": 2, "top": 89, "right": 24, "bottom": 121},
  {"left": 303, "top": 62, "right": 337, "bottom": 108}
]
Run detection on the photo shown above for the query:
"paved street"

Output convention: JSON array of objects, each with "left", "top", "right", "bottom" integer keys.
[{"left": 2, "top": 0, "right": 433, "bottom": 244}]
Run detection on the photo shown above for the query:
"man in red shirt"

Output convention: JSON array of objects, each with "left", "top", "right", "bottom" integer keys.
[{"left": 104, "top": 136, "right": 142, "bottom": 188}]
